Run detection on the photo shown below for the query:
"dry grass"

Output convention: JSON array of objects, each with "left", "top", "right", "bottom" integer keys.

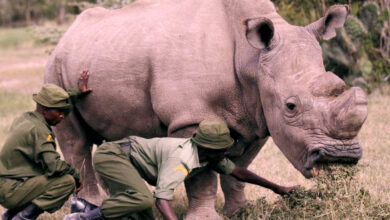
[{"left": 0, "top": 27, "right": 389, "bottom": 219}]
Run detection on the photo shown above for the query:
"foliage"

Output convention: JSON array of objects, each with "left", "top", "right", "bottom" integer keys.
[
  {"left": 0, "top": 0, "right": 61, "bottom": 26},
  {"left": 231, "top": 164, "right": 390, "bottom": 219},
  {"left": 272, "top": 0, "right": 390, "bottom": 91},
  {"left": 271, "top": 0, "right": 350, "bottom": 26},
  {"left": 0, "top": 0, "right": 135, "bottom": 27},
  {"left": 323, "top": 2, "right": 390, "bottom": 91}
]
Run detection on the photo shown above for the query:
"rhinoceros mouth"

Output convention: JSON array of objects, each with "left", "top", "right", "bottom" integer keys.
[{"left": 302, "top": 143, "right": 362, "bottom": 178}]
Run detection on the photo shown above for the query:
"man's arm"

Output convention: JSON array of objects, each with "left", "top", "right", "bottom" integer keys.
[
  {"left": 230, "top": 166, "right": 297, "bottom": 195},
  {"left": 155, "top": 198, "right": 178, "bottom": 220}
]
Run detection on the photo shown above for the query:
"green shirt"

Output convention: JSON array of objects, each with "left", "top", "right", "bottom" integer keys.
[
  {"left": 0, "top": 111, "right": 81, "bottom": 184},
  {"left": 120, "top": 136, "right": 235, "bottom": 200}
]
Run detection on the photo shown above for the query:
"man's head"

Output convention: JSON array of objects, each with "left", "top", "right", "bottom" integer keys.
[
  {"left": 192, "top": 119, "right": 234, "bottom": 162},
  {"left": 33, "top": 84, "right": 71, "bottom": 126}
]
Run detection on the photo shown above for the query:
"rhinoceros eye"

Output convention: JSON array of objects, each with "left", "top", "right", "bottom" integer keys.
[
  {"left": 284, "top": 96, "right": 300, "bottom": 117},
  {"left": 286, "top": 103, "right": 296, "bottom": 111}
]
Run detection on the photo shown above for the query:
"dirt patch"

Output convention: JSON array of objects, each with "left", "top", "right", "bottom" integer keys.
[
  {"left": 0, "top": 57, "right": 47, "bottom": 72},
  {"left": 0, "top": 57, "right": 46, "bottom": 94}
]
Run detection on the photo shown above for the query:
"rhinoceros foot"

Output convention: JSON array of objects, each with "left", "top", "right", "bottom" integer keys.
[
  {"left": 184, "top": 197, "right": 222, "bottom": 220},
  {"left": 222, "top": 200, "right": 256, "bottom": 218},
  {"left": 220, "top": 174, "right": 248, "bottom": 217}
]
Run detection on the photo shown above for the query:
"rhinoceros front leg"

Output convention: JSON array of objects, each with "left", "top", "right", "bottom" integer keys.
[
  {"left": 221, "top": 138, "right": 268, "bottom": 217},
  {"left": 184, "top": 169, "right": 220, "bottom": 220},
  {"left": 53, "top": 111, "right": 101, "bottom": 204},
  {"left": 171, "top": 124, "right": 222, "bottom": 219}
]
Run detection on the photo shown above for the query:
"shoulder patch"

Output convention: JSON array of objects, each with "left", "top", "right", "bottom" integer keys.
[
  {"left": 174, "top": 165, "right": 188, "bottom": 177},
  {"left": 46, "top": 134, "right": 53, "bottom": 141}
]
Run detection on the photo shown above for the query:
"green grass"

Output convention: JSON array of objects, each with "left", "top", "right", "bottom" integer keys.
[
  {"left": 0, "top": 28, "right": 34, "bottom": 49},
  {"left": 0, "top": 91, "right": 33, "bottom": 117},
  {"left": 232, "top": 165, "right": 390, "bottom": 219}
]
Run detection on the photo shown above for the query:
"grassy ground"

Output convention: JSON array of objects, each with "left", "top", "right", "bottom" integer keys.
[{"left": 0, "top": 27, "right": 389, "bottom": 219}]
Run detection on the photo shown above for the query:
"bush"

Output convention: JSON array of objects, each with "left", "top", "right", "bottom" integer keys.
[{"left": 272, "top": 0, "right": 390, "bottom": 92}]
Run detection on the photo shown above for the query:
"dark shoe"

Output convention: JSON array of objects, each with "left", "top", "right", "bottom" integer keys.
[
  {"left": 70, "top": 197, "right": 98, "bottom": 213},
  {"left": 11, "top": 203, "right": 43, "bottom": 220},
  {"left": 64, "top": 208, "right": 105, "bottom": 220},
  {"left": 3, "top": 205, "right": 26, "bottom": 220},
  {"left": 2, "top": 209, "right": 17, "bottom": 220}
]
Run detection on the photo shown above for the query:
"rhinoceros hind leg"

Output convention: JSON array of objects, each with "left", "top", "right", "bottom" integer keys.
[
  {"left": 221, "top": 138, "right": 268, "bottom": 217},
  {"left": 184, "top": 170, "right": 222, "bottom": 220},
  {"left": 53, "top": 110, "right": 104, "bottom": 204}
]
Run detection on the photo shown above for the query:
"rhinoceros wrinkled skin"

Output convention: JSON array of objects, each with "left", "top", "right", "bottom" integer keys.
[{"left": 44, "top": 0, "right": 368, "bottom": 218}]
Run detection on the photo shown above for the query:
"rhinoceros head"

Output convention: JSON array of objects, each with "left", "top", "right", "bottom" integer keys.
[{"left": 244, "top": 5, "right": 368, "bottom": 178}]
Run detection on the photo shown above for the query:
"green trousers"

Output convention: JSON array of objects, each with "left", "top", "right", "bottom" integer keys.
[
  {"left": 0, "top": 174, "right": 75, "bottom": 213},
  {"left": 93, "top": 142, "right": 155, "bottom": 220}
]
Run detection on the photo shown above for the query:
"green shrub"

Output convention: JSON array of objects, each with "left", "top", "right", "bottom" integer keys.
[{"left": 273, "top": 0, "right": 390, "bottom": 92}]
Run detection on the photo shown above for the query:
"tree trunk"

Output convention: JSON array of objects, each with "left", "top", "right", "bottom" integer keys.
[
  {"left": 0, "top": 0, "right": 9, "bottom": 27},
  {"left": 57, "top": 0, "right": 66, "bottom": 25},
  {"left": 25, "top": 0, "right": 32, "bottom": 26}
]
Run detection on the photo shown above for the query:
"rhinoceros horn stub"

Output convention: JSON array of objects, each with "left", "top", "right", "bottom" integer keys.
[{"left": 328, "top": 87, "right": 368, "bottom": 139}]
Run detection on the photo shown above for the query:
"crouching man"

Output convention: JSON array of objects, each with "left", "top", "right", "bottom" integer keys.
[
  {"left": 0, "top": 70, "right": 92, "bottom": 220},
  {"left": 66, "top": 119, "right": 297, "bottom": 220}
]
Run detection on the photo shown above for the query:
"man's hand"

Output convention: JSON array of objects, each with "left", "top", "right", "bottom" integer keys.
[
  {"left": 78, "top": 70, "right": 92, "bottom": 94},
  {"left": 273, "top": 185, "right": 299, "bottom": 196}
]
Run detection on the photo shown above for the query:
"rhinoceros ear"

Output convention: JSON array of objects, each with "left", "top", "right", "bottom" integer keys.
[
  {"left": 244, "top": 18, "right": 275, "bottom": 50},
  {"left": 306, "top": 5, "right": 349, "bottom": 41}
]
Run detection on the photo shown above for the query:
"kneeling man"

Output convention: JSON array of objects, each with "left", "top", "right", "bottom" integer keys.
[
  {"left": 0, "top": 70, "right": 92, "bottom": 220},
  {"left": 66, "top": 119, "right": 297, "bottom": 220}
]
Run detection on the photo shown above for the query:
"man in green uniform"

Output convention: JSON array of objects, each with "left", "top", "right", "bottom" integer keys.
[
  {"left": 0, "top": 70, "right": 92, "bottom": 220},
  {"left": 65, "top": 119, "right": 297, "bottom": 220}
]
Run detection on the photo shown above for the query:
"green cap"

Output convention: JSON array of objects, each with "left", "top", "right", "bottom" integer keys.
[
  {"left": 33, "top": 84, "right": 71, "bottom": 109},
  {"left": 191, "top": 119, "right": 234, "bottom": 150}
]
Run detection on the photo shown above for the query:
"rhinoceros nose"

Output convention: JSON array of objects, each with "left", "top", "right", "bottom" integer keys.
[{"left": 329, "top": 87, "right": 368, "bottom": 139}]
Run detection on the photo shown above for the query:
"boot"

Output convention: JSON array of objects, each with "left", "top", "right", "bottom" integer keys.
[
  {"left": 2, "top": 209, "right": 18, "bottom": 220},
  {"left": 64, "top": 208, "right": 105, "bottom": 220},
  {"left": 70, "top": 197, "right": 98, "bottom": 213},
  {"left": 11, "top": 203, "right": 43, "bottom": 220}
]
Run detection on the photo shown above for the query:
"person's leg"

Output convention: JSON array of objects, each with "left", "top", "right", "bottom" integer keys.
[
  {"left": 32, "top": 174, "right": 76, "bottom": 213},
  {"left": 93, "top": 142, "right": 154, "bottom": 219},
  {"left": 2, "top": 175, "right": 75, "bottom": 213},
  {"left": 53, "top": 111, "right": 101, "bottom": 204}
]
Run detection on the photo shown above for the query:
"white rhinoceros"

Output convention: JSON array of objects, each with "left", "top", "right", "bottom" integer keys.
[{"left": 44, "top": 0, "right": 368, "bottom": 218}]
